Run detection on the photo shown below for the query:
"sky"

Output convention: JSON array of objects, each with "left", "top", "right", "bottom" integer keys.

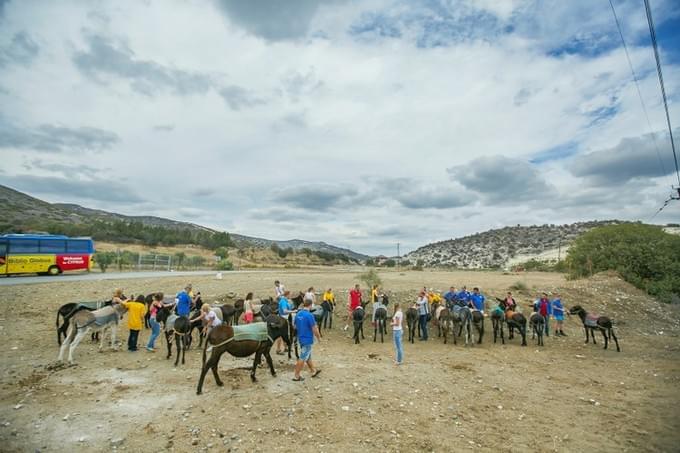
[{"left": 1, "top": 0, "right": 679, "bottom": 256}]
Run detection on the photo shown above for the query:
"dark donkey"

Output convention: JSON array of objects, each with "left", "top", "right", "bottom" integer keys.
[
  {"left": 529, "top": 312, "right": 545, "bottom": 346},
  {"left": 197, "top": 315, "right": 291, "bottom": 394},
  {"left": 406, "top": 306, "right": 418, "bottom": 343},
  {"left": 156, "top": 306, "right": 191, "bottom": 366},
  {"left": 373, "top": 305, "right": 387, "bottom": 343},
  {"left": 353, "top": 306, "right": 366, "bottom": 344},
  {"left": 569, "top": 305, "right": 620, "bottom": 352},
  {"left": 490, "top": 304, "right": 506, "bottom": 344},
  {"left": 505, "top": 306, "right": 527, "bottom": 346}
]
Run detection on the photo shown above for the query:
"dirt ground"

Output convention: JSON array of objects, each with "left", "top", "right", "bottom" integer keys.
[{"left": 0, "top": 269, "right": 679, "bottom": 452}]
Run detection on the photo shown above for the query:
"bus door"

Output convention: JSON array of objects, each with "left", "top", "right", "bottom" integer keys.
[{"left": 0, "top": 240, "right": 6, "bottom": 274}]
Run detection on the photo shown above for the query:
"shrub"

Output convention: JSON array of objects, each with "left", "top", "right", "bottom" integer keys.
[
  {"left": 356, "top": 269, "right": 382, "bottom": 289},
  {"left": 509, "top": 281, "right": 528, "bottom": 291},
  {"left": 566, "top": 223, "right": 680, "bottom": 302},
  {"left": 94, "top": 251, "right": 115, "bottom": 273},
  {"left": 215, "top": 259, "right": 234, "bottom": 271}
]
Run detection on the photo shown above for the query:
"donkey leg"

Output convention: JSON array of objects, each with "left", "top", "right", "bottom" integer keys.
[
  {"left": 182, "top": 335, "right": 187, "bottom": 364},
  {"left": 174, "top": 334, "right": 181, "bottom": 367},
  {"left": 610, "top": 329, "right": 620, "bottom": 352},
  {"left": 58, "top": 325, "right": 77, "bottom": 361},
  {"left": 166, "top": 333, "right": 172, "bottom": 360},
  {"left": 68, "top": 329, "right": 88, "bottom": 364},
  {"left": 601, "top": 328, "right": 608, "bottom": 350},
  {"left": 251, "top": 351, "right": 261, "bottom": 382},
  {"left": 264, "top": 350, "right": 276, "bottom": 376}
]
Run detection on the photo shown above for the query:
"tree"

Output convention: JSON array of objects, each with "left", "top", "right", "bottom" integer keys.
[
  {"left": 566, "top": 224, "right": 680, "bottom": 302},
  {"left": 94, "top": 251, "right": 115, "bottom": 273},
  {"left": 216, "top": 258, "right": 234, "bottom": 271},
  {"left": 384, "top": 259, "right": 396, "bottom": 267},
  {"left": 214, "top": 247, "right": 229, "bottom": 259},
  {"left": 356, "top": 269, "right": 382, "bottom": 289},
  {"left": 174, "top": 252, "right": 186, "bottom": 270}
]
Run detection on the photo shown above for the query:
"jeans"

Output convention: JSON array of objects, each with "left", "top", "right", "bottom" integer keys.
[
  {"left": 419, "top": 314, "right": 428, "bottom": 340},
  {"left": 147, "top": 317, "right": 160, "bottom": 349},
  {"left": 393, "top": 330, "right": 403, "bottom": 363},
  {"left": 128, "top": 329, "right": 140, "bottom": 351}
]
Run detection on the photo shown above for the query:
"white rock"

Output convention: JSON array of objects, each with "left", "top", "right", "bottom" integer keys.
[{"left": 341, "top": 406, "right": 350, "bottom": 411}]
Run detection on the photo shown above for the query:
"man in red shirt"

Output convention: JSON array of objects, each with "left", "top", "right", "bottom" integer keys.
[{"left": 344, "top": 284, "right": 362, "bottom": 331}]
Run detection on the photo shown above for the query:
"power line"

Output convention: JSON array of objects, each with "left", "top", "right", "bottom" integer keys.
[
  {"left": 644, "top": 0, "right": 680, "bottom": 187},
  {"left": 607, "top": 0, "right": 670, "bottom": 185}
]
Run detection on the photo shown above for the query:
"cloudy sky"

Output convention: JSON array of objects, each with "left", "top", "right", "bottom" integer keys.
[{"left": 1, "top": 0, "right": 679, "bottom": 255}]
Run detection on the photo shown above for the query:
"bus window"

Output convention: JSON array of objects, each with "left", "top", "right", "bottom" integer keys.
[
  {"left": 10, "top": 239, "right": 39, "bottom": 254},
  {"left": 40, "top": 240, "right": 66, "bottom": 253},
  {"left": 66, "top": 240, "right": 91, "bottom": 253}
]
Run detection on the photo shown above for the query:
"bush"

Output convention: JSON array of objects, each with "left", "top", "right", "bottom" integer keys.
[
  {"left": 356, "top": 269, "right": 382, "bottom": 289},
  {"left": 94, "top": 251, "right": 115, "bottom": 273},
  {"left": 215, "top": 259, "right": 234, "bottom": 271},
  {"left": 509, "top": 281, "right": 528, "bottom": 291},
  {"left": 566, "top": 224, "right": 680, "bottom": 302},
  {"left": 384, "top": 259, "right": 396, "bottom": 267}
]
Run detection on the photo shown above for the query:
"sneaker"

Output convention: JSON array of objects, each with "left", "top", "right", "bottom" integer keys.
[
  {"left": 146, "top": 348, "right": 155, "bottom": 353},
  {"left": 343, "top": 325, "right": 349, "bottom": 331},
  {"left": 207, "top": 345, "right": 213, "bottom": 352},
  {"left": 561, "top": 331, "right": 568, "bottom": 336}
]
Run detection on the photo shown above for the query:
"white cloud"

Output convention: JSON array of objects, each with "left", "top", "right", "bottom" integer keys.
[{"left": 1, "top": 0, "right": 679, "bottom": 255}]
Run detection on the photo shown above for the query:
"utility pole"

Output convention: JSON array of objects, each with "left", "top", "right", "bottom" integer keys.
[{"left": 397, "top": 242, "right": 400, "bottom": 271}]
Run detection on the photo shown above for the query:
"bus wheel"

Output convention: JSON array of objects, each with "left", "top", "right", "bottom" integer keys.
[{"left": 47, "top": 265, "right": 61, "bottom": 276}]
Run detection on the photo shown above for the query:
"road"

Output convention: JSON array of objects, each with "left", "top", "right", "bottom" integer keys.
[{"left": 0, "top": 270, "right": 256, "bottom": 286}]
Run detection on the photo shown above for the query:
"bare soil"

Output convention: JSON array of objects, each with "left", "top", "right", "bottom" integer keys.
[{"left": 0, "top": 270, "right": 679, "bottom": 452}]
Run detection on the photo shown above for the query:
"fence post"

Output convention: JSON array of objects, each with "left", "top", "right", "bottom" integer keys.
[{"left": 137, "top": 253, "right": 142, "bottom": 271}]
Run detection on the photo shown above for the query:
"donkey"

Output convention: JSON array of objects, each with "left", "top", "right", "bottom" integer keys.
[
  {"left": 156, "top": 307, "right": 191, "bottom": 366},
  {"left": 569, "top": 305, "right": 620, "bottom": 352},
  {"left": 490, "top": 306, "right": 505, "bottom": 344},
  {"left": 456, "top": 306, "right": 474, "bottom": 346},
  {"left": 505, "top": 307, "right": 527, "bottom": 346},
  {"left": 406, "top": 307, "right": 418, "bottom": 343},
  {"left": 197, "top": 316, "right": 291, "bottom": 394},
  {"left": 529, "top": 312, "right": 545, "bottom": 346},
  {"left": 471, "top": 310, "right": 484, "bottom": 344},
  {"left": 353, "top": 306, "right": 366, "bottom": 344},
  {"left": 56, "top": 300, "right": 114, "bottom": 345},
  {"left": 57, "top": 303, "right": 127, "bottom": 364},
  {"left": 438, "top": 308, "right": 456, "bottom": 344},
  {"left": 373, "top": 306, "right": 387, "bottom": 343}
]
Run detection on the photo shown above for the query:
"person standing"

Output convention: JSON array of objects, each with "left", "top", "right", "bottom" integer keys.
[
  {"left": 444, "top": 286, "right": 457, "bottom": 310},
  {"left": 504, "top": 291, "right": 517, "bottom": 311},
  {"left": 552, "top": 293, "right": 566, "bottom": 336},
  {"left": 391, "top": 303, "right": 404, "bottom": 365},
  {"left": 146, "top": 293, "right": 171, "bottom": 352},
  {"left": 122, "top": 295, "right": 147, "bottom": 352},
  {"left": 304, "top": 287, "right": 316, "bottom": 305},
  {"left": 293, "top": 299, "right": 321, "bottom": 381},
  {"left": 537, "top": 292, "right": 552, "bottom": 336},
  {"left": 344, "top": 284, "right": 362, "bottom": 331},
  {"left": 321, "top": 288, "right": 335, "bottom": 330},
  {"left": 274, "top": 280, "right": 285, "bottom": 300},
  {"left": 243, "top": 292, "right": 255, "bottom": 324},
  {"left": 371, "top": 285, "right": 379, "bottom": 304},
  {"left": 416, "top": 290, "right": 429, "bottom": 341},
  {"left": 275, "top": 290, "right": 295, "bottom": 354},
  {"left": 469, "top": 287, "right": 486, "bottom": 314},
  {"left": 175, "top": 284, "right": 192, "bottom": 318}
]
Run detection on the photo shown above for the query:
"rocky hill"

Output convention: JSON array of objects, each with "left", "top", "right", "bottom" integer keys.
[
  {"left": 0, "top": 184, "right": 367, "bottom": 260},
  {"left": 405, "top": 221, "right": 624, "bottom": 269}
]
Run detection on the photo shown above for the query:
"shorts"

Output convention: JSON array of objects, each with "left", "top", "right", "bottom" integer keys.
[
  {"left": 299, "top": 344, "right": 313, "bottom": 362},
  {"left": 554, "top": 314, "right": 564, "bottom": 321},
  {"left": 244, "top": 312, "right": 254, "bottom": 323}
]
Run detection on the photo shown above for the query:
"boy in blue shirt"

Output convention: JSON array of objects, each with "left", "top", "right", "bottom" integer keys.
[
  {"left": 175, "top": 285, "right": 192, "bottom": 317},
  {"left": 293, "top": 299, "right": 321, "bottom": 381},
  {"left": 551, "top": 293, "right": 566, "bottom": 336},
  {"left": 275, "top": 290, "right": 295, "bottom": 355}
]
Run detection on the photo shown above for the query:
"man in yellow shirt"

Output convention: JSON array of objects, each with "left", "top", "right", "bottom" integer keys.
[
  {"left": 122, "top": 295, "right": 147, "bottom": 352},
  {"left": 321, "top": 288, "right": 335, "bottom": 330}
]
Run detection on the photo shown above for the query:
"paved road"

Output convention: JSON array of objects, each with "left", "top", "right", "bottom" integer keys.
[{"left": 0, "top": 270, "right": 255, "bottom": 286}]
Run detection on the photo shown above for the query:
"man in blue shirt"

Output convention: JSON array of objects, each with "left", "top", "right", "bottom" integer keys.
[
  {"left": 443, "top": 286, "right": 457, "bottom": 310},
  {"left": 275, "top": 290, "right": 295, "bottom": 355},
  {"left": 293, "top": 299, "right": 321, "bottom": 381},
  {"left": 469, "top": 287, "right": 486, "bottom": 314},
  {"left": 175, "top": 285, "right": 192, "bottom": 317},
  {"left": 456, "top": 286, "right": 470, "bottom": 307}
]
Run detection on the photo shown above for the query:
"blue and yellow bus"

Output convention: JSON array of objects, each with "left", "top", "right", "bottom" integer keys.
[{"left": 0, "top": 234, "right": 95, "bottom": 276}]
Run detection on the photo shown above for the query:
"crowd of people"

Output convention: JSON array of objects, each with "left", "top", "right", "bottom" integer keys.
[{"left": 108, "top": 280, "right": 567, "bottom": 378}]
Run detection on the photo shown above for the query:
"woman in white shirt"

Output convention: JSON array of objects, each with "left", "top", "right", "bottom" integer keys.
[{"left": 391, "top": 303, "right": 404, "bottom": 365}]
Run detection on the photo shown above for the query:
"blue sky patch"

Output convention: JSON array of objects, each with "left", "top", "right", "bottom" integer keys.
[{"left": 530, "top": 141, "right": 579, "bottom": 164}]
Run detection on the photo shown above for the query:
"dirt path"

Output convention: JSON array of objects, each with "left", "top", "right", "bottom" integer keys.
[{"left": 0, "top": 270, "right": 678, "bottom": 452}]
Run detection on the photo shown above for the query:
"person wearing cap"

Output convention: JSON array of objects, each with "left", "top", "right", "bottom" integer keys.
[{"left": 175, "top": 284, "right": 192, "bottom": 318}]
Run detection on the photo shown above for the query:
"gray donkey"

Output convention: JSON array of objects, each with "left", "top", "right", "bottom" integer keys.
[{"left": 58, "top": 304, "right": 127, "bottom": 364}]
